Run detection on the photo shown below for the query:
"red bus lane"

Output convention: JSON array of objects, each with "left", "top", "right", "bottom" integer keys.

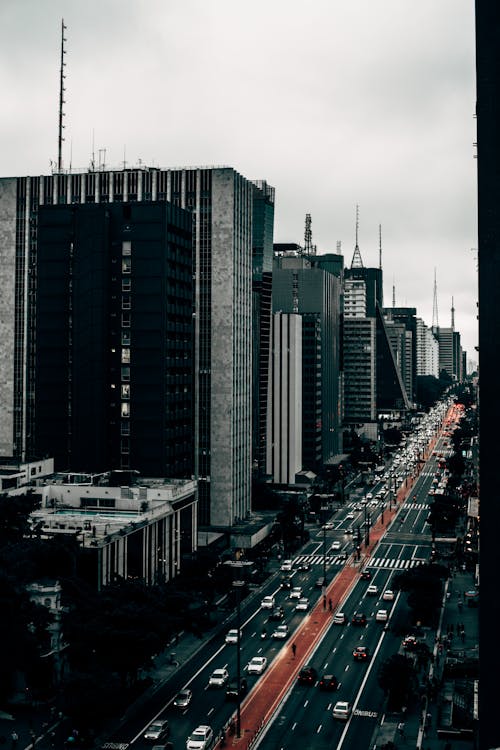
[{"left": 219, "top": 505, "right": 407, "bottom": 749}]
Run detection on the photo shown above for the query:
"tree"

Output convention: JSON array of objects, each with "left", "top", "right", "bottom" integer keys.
[
  {"left": 378, "top": 654, "right": 418, "bottom": 711},
  {"left": 393, "top": 564, "right": 448, "bottom": 626}
]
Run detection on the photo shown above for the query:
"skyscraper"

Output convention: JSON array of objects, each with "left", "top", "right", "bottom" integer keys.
[{"left": 0, "top": 167, "right": 273, "bottom": 527}]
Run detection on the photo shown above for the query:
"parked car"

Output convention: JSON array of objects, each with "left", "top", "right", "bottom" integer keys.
[
  {"left": 144, "top": 720, "right": 170, "bottom": 741},
  {"left": 186, "top": 725, "right": 213, "bottom": 750},
  {"left": 332, "top": 701, "right": 351, "bottom": 720},
  {"left": 173, "top": 689, "right": 192, "bottom": 708},
  {"left": 208, "top": 668, "right": 229, "bottom": 687},
  {"left": 247, "top": 656, "right": 267, "bottom": 674},
  {"left": 318, "top": 673, "right": 338, "bottom": 690},
  {"left": 297, "top": 665, "right": 317, "bottom": 685}
]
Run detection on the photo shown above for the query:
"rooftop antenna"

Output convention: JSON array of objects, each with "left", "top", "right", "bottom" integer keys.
[
  {"left": 90, "top": 129, "right": 95, "bottom": 171},
  {"left": 57, "top": 19, "right": 67, "bottom": 172},
  {"left": 378, "top": 224, "right": 382, "bottom": 269},
  {"left": 451, "top": 296, "right": 455, "bottom": 330},
  {"left": 432, "top": 268, "right": 439, "bottom": 335},
  {"left": 350, "top": 204, "right": 364, "bottom": 268},
  {"left": 336, "top": 240, "right": 342, "bottom": 254},
  {"left": 392, "top": 276, "right": 396, "bottom": 308},
  {"left": 303, "top": 213, "right": 317, "bottom": 255}
]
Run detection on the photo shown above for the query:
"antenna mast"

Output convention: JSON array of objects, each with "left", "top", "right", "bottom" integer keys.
[
  {"left": 350, "top": 204, "right": 364, "bottom": 268},
  {"left": 378, "top": 224, "right": 382, "bottom": 269},
  {"left": 432, "top": 268, "right": 439, "bottom": 335},
  {"left": 451, "top": 296, "right": 455, "bottom": 330},
  {"left": 303, "top": 213, "right": 317, "bottom": 255},
  {"left": 57, "top": 19, "right": 67, "bottom": 173},
  {"left": 392, "top": 277, "right": 396, "bottom": 308}
]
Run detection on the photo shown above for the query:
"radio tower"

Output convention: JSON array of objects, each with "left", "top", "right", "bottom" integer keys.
[
  {"left": 451, "top": 296, "right": 455, "bottom": 331},
  {"left": 432, "top": 268, "right": 439, "bottom": 336},
  {"left": 57, "top": 19, "right": 68, "bottom": 172},
  {"left": 350, "top": 204, "right": 364, "bottom": 268},
  {"left": 303, "top": 213, "right": 317, "bottom": 255},
  {"left": 378, "top": 224, "right": 382, "bottom": 269}
]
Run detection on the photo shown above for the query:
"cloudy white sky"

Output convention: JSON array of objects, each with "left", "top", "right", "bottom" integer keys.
[{"left": 1, "top": 0, "right": 477, "bottom": 361}]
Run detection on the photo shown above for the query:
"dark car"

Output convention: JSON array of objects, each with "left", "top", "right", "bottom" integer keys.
[
  {"left": 225, "top": 678, "right": 248, "bottom": 701},
  {"left": 298, "top": 561, "right": 311, "bottom": 571},
  {"left": 353, "top": 646, "right": 370, "bottom": 661},
  {"left": 269, "top": 606, "right": 285, "bottom": 621},
  {"left": 402, "top": 635, "right": 419, "bottom": 650},
  {"left": 280, "top": 576, "right": 293, "bottom": 589},
  {"left": 297, "top": 665, "right": 318, "bottom": 685},
  {"left": 352, "top": 612, "right": 367, "bottom": 626},
  {"left": 360, "top": 570, "right": 372, "bottom": 580},
  {"left": 318, "top": 674, "right": 338, "bottom": 690}
]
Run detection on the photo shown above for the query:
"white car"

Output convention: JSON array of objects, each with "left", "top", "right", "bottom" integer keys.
[
  {"left": 144, "top": 720, "right": 170, "bottom": 741},
  {"left": 332, "top": 611, "right": 347, "bottom": 625},
  {"left": 295, "top": 597, "right": 309, "bottom": 611},
  {"left": 376, "top": 609, "right": 388, "bottom": 622},
  {"left": 345, "top": 513, "right": 355, "bottom": 520},
  {"left": 272, "top": 624, "right": 289, "bottom": 640},
  {"left": 225, "top": 628, "right": 241, "bottom": 644},
  {"left": 367, "top": 584, "right": 378, "bottom": 595},
  {"left": 208, "top": 668, "right": 229, "bottom": 687},
  {"left": 365, "top": 493, "right": 373, "bottom": 500},
  {"left": 289, "top": 586, "right": 302, "bottom": 599},
  {"left": 261, "top": 595, "right": 275, "bottom": 609},
  {"left": 247, "top": 656, "right": 267, "bottom": 674},
  {"left": 186, "top": 725, "right": 214, "bottom": 750},
  {"left": 280, "top": 559, "right": 293, "bottom": 572},
  {"left": 382, "top": 589, "right": 395, "bottom": 601},
  {"left": 330, "top": 540, "right": 341, "bottom": 551},
  {"left": 333, "top": 701, "right": 351, "bottom": 720}
]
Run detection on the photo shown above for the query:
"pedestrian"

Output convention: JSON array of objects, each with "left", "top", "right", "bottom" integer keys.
[
  {"left": 323, "top": 595, "right": 327, "bottom": 610},
  {"left": 11, "top": 731, "right": 18, "bottom": 749},
  {"left": 397, "top": 721, "right": 405, "bottom": 738},
  {"left": 461, "top": 629, "right": 465, "bottom": 643},
  {"left": 292, "top": 642, "right": 297, "bottom": 658},
  {"left": 328, "top": 598, "right": 332, "bottom": 611}
]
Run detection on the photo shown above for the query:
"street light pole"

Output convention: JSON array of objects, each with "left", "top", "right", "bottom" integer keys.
[{"left": 233, "top": 580, "right": 245, "bottom": 738}]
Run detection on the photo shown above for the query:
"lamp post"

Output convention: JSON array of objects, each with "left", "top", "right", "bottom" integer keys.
[
  {"left": 364, "top": 505, "right": 370, "bottom": 548},
  {"left": 233, "top": 580, "right": 245, "bottom": 738}
]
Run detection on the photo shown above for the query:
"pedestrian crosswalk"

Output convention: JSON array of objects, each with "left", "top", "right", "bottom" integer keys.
[
  {"left": 345, "top": 500, "right": 430, "bottom": 511},
  {"left": 293, "top": 554, "right": 427, "bottom": 569}
]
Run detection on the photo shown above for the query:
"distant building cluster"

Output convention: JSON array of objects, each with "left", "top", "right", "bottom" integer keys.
[{"left": 0, "top": 166, "right": 467, "bottom": 580}]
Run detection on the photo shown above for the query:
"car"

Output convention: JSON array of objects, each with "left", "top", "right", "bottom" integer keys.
[
  {"left": 208, "top": 668, "right": 229, "bottom": 687},
  {"left": 366, "top": 493, "right": 373, "bottom": 500},
  {"left": 144, "top": 720, "right": 170, "bottom": 741},
  {"left": 315, "top": 576, "right": 327, "bottom": 588},
  {"left": 247, "top": 656, "right": 267, "bottom": 674},
  {"left": 173, "top": 689, "right": 193, "bottom": 708},
  {"left": 345, "top": 513, "right": 355, "bottom": 520},
  {"left": 345, "top": 527, "right": 354, "bottom": 535},
  {"left": 318, "top": 673, "right": 338, "bottom": 691},
  {"left": 225, "top": 678, "right": 247, "bottom": 701},
  {"left": 280, "top": 575, "right": 293, "bottom": 589},
  {"left": 269, "top": 606, "right": 285, "bottom": 621},
  {"left": 376, "top": 609, "right": 388, "bottom": 622},
  {"left": 272, "top": 624, "right": 289, "bottom": 640},
  {"left": 353, "top": 646, "right": 370, "bottom": 661},
  {"left": 352, "top": 612, "right": 367, "bottom": 626},
  {"left": 382, "top": 589, "right": 395, "bottom": 601},
  {"left": 360, "top": 570, "right": 372, "bottom": 580},
  {"left": 297, "top": 665, "right": 317, "bottom": 685},
  {"left": 330, "top": 541, "right": 341, "bottom": 551},
  {"left": 280, "top": 559, "right": 293, "bottom": 572},
  {"left": 333, "top": 700, "right": 351, "bottom": 720},
  {"left": 402, "top": 635, "right": 419, "bottom": 651},
  {"left": 295, "top": 597, "right": 309, "bottom": 611},
  {"left": 186, "top": 725, "right": 213, "bottom": 750},
  {"left": 353, "top": 504, "right": 363, "bottom": 511},
  {"left": 261, "top": 595, "right": 275, "bottom": 609},
  {"left": 366, "top": 584, "right": 378, "bottom": 595},
  {"left": 152, "top": 744, "right": 171, "bottom": 750},
  {"left": 332, "top": 611, "right": 347, "bottom": 625},
  {"left": 322, "top": 522, "right": 335, "bottom": 530},
  {"left": 289, "top": 586, "right": 302, "bottom": 599},
  {"left": 225, "top": 629, "right": 241, "bottom": 644},
  {"left": 298, "top": 561, "right": 310, "bottom": 571}
]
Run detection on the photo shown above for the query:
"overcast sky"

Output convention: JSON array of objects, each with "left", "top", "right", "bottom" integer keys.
[{"left": 1, "top": 0, "right": 477, "bottom": 362}]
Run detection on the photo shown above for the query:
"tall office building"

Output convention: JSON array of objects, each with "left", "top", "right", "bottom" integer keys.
[
  {"left": 0, "top": 167, "right": 273, "bottom": 527},
  {"left": 266, "top": 313, "right": 302, "bottom": 483},
  {"left": 343, "top": 317, "right": 377, "bottom": 423},
  {"left": 383, "top": 307, "right": 417, "bottom": 403},
  {"left": 415, "top": 318, "right": 439, "bottom": 377},
  {"left": 35, "top": 201, "right": 193, "bottom": 477},
  {"left": 272, "top": 252, "right": 342, "bottom": 469},
  {"left": 436, "top": 327, "right": 454, "bottom": 379}
]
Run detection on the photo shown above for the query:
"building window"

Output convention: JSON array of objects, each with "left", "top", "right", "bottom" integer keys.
[
  {"left": 121, "top": 366, "right": 130, "bottom": 381},
  {"left": 122, "top": 257, "right": 131, "bottom": 274},
  {"left": 121, "top": 313, "right": 131, "bottom": 328},
  {"left": 121, "top": 420, "right": 130, "bottom": 436},
  {"left": 121, "top": 402, "right": 130, "bottom": 418},
  {"left": 122, "top": 240, "right": 131, "bottom": 256},
  {"left": 121, "top": 438, "right": 130, "bottom": 454},
  {"left": 122, "top": 294, "right": 131, "bottom": 310},
  {"left": 122, "top": 278, "right": 131, "bottom": 291},
  {"left": 121, "top": 384, "right": 130, "bottom": 399},
  {"left": 121, "top": 348, "right": 130, "bottom": 364},
  {"left": 121, "top": 331, "right": 131, "bottom": 345}
]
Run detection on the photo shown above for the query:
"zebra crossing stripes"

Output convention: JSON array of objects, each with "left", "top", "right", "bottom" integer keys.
[{"left": 293, "top": 554, "right": 427, "bottom": 569}]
